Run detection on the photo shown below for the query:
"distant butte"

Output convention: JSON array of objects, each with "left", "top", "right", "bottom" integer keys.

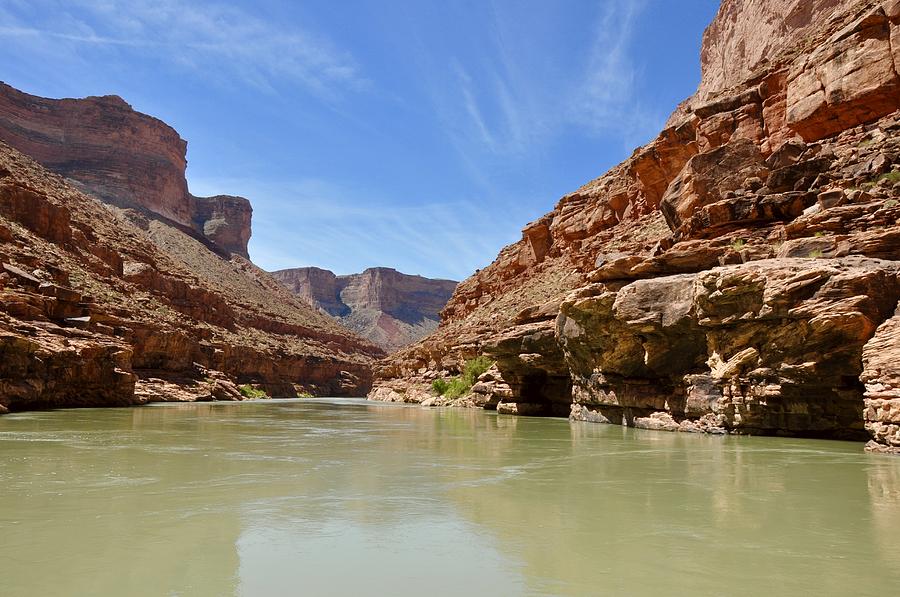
[{"left": 272, "top": 266, "right": 457, "bottom": 352}]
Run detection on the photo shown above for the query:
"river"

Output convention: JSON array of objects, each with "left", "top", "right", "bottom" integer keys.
[{"left": 1, "top": 398, "right": 898, "bottom": 596}]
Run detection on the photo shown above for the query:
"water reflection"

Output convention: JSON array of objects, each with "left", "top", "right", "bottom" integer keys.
[{"left": 1, "top": 399, "right": 898, "bottom": 596}]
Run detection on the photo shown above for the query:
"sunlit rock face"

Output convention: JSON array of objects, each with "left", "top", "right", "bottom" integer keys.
[
  {"left": 696, "top": 0, "right": 847, "bottom": 101},
  {"left": 370, "top": 0, "right": 900, "bottom": 451},
  {"left": 0, "top": 82, "right": 252, "bottom": 257},
  {"left": 272, "top": 266, "right": 457, "bottom": 352}
]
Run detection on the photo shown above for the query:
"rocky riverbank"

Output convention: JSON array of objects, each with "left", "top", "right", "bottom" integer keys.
[{"left": 370, "top": 0, "right": 900, "bottom": 453}]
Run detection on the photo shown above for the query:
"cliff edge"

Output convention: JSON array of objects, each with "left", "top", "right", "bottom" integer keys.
[
  {"left": 0, "top": 82, "right": 253, "bottom": 257},
  {"left": 0, "top": 84, "right": 385, "bottom": 413}
]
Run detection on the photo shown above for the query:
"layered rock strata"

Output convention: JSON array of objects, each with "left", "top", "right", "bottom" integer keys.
[
  {"left": 272, "top": 266, "right": 457, "bottom": 352},
  {"left": 0, "top": 82, "right": 253, "bottom": 257},
  {"left": 370, "top": 0, "right": 900, "bottom": 452},
  {"left": 0, "top": 139, "right": 383, "bottom": 413}
]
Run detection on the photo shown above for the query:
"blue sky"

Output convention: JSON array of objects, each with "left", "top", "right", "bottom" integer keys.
[{"left": 0, "top": 0, "right": 718, "bottom": 280}]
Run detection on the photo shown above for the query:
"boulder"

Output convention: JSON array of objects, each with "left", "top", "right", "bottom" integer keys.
[{"left": 661, "top": 139, "right": 768, "bottom": 232}]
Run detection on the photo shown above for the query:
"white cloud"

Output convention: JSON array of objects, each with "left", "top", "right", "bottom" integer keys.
[
  {"left": 420, "top": 0, "right": 661, "bottom": 171},
  {"left": 569, "top": 0, "right": 662, "bottom": 147},
  {"left": 0, "top": 0, "right": 366, "bottom": 99}
]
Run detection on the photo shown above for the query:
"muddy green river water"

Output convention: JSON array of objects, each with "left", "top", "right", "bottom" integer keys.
[{"left": 1, "top": 398, "right": 898, "bottom": 596}]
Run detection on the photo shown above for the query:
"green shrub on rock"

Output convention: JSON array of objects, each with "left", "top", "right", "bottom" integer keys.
[
  {"left": 431, "top": 356, "right": 494, "bottom": 398},
  {"left": 431, "top": 378, "right": 449, "bottom": 395},
  {"left": 238, "top": 384, "right": 268, "bottom": 399},
  {"left": 461, "top": 356, "right": 492, "bottom": 385}
]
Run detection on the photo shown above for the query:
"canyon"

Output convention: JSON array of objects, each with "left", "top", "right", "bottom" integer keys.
[
  {"left": 0, "top": 85, "right": 384, "bottom": 413},
  {"left": 272, "top": 266, "right": 457, "bottom": 352},
  {"left": 1, "top": 0, "right": 899, "bottom": 456},
  {"left": 369, "top": 0, "right": 900, "bottom": 453}
]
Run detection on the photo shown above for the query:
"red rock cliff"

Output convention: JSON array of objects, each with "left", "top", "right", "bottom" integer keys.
[
  {"left": 0, "top": 82, "right": 252, "bottom": 257},
  {"left": 272, "top": 267, "right": 457, "bottom": 352},
  {"left": 697, "top": 0, "right": 846, "bottom": 100},
  {"left": 0, "top": 80, "right": 386, "bottom": 412},
  {"left": 0, "top": 139, "right": 384, "bottom": 412},
  {"left": 370, "top": 0, "right": 900, "bottom": 452}
]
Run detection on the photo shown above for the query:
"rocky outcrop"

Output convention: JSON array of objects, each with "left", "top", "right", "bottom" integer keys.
[
  {"left": 861, "top": 304, "right": 900, "bottom": 452},
  {"left": 785, "top": 2, "right": 900, "bottom": 141},
  {"left": 0, "top": 135, "right": 383, "bottom": 413},
  {"left": 272, "top": 266, "right": 457, "bottom": 352},
  {"left": 697, "top": 0, "right": 847, "bottom": 101},
  {"left": 563, "top": 257, "right": 900, "bottom": 439},
  {"left": 370, "top": 0, "right": 900, "bottom": 452},
  {"left": 0, "top": 82, "right": 253, "bottom": 257},
  {"left": 190, "top": 195, "right": 253, "bottom": 257}
]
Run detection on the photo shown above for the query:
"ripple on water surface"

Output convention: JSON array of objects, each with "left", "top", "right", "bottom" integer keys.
[{"left": 0, "top": 398, "right": 899, "bottom": 597}]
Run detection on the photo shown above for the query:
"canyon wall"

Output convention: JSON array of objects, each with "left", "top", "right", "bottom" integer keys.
[
  {"left": 0, "top": 82, "right": 253, "bottom": 257},
  {"left": 0, "top": 85, "right": 385, "bottom": 413},
  {"left": 272, "top": 267, "right": 457, "bottom": 352},
  {"left": 370, "top": 0, "right": 900, "bottom": 452},
  {"left": 697, "top": 0, "right": 847, "bottom": 100}
]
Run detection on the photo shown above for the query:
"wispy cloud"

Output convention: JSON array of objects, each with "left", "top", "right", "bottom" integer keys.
[
  {"left": 0, "top": 26, "right": 153, "bottom": 46},
  {"left": 569, "top": 0, "right": 661, "bottom": 148},
  {"left": 189, "top": 176, "right": 521, "bottom": 280},
  {"left": 419, "top": 0, "right": 660, "bottom": 175},
  {"left": 0, "top": 0, "right": 366, "bottom": 99}
]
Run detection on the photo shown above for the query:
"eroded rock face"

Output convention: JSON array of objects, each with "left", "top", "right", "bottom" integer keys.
[
  {"left": 660, "top": 139, "right": 768, "bottom": 232},
  {"left": 191, "top": 195, "right": 252, "bottom": 258},
  {"left": 0, "top": 139, "right": 383, "bottom": 413},
  {"left": 272, "top": 267, "right": 457, "bottom": 352},
  {"left": 861, "top": 304, "right": 900, "bottom": 452},
  {"left": 561, "top": 258, "right": 900, "bottom": 438},
  {"left": 785, "top": 3, "right": 900, "bottom": 141},
  {"left": 370, "top": 0, "right": 900, "bottom": 452},
  {"left": 697, "top": 0, "right": 846, "bottom": 101},
  {"left": 0, "top": 82, "right": 252, "bottom": 256}
]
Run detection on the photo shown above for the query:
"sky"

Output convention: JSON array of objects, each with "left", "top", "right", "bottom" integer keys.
[{"left": 0, "top": 0, "right": 719, "bottom": 281}]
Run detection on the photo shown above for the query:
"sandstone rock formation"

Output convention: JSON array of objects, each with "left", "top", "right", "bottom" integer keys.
[
  {"left": 370, "top": 0, "right": 900, "bottom": 452},
  {"left": 0, "top": 106, "right": 383, "bottom": 413},
  {"left": 272, "top": 266, "right": 457, "bottom": 352},
  {"left": 0, "top": 82, "right": 253, "bottom": 257}
]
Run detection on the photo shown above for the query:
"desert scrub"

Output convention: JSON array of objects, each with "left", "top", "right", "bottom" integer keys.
[
  {"left": 808, "top": 249, "right": 824, "bottom": 259},
  {"left": 443, "top": 378, "right": 472, "bottom": 399},
  {"left": 731, "top": 238, "right": 745, "bottom": 251},
  {"left": 238, "top": 384, "right": 268, "bottom": 399},
  {"left": 432, "top": 356, "right": 494, "bottom": 399},
  {"left": 431, "top": 378, "right": 449, "bottom": 395},
  {"left": 876, "top": 171, "right": 900, "bottom": 185}
]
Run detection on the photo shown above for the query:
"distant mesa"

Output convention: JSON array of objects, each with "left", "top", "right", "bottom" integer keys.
[{"left": 272, "top": 266, "right": 457, "bottom": 352}]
